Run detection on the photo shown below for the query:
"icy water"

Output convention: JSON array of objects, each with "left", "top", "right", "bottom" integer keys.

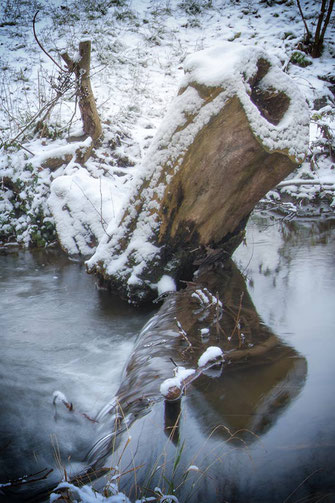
[
  {"left": 229, "top": 214, "right": 335, "bottom": 502},
  {"left": 0, "top": 250, "right": 154, "bottom": 501},
  {"left": 1, "top": 213, "right": 335, "bottom": 502}
]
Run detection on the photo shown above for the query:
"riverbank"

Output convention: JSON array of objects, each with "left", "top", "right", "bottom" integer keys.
[{"left": 1, "top": 0, "right": 334, "bottom": 251}]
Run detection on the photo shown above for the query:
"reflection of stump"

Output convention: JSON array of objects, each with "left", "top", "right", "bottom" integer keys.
[
  {"left": 164, "top": 400, "right": 181, "bottom": 444},
  {"left": 87, "top": 260, "right": 307, "bottom": 482},
  {"left": 87, "top": 42, "right": 309, "bottom": 304}
]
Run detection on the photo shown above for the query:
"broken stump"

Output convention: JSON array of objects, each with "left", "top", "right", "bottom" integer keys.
[{"left": 86, "top": 42, "right": 309, "bottom": 304}]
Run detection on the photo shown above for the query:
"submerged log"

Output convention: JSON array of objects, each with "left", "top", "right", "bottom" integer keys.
[{"left": 86, "top": 42, "right": 309, "bottom": 304}]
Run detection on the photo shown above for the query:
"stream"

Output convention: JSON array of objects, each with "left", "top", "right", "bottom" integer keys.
[{"left": 1, "top": 212, "right": 335, "bottom": 502}]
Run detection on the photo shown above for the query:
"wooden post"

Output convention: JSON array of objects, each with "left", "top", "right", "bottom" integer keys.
[{"left": 61, "top": 40, "right": 102, "bottom": 163}]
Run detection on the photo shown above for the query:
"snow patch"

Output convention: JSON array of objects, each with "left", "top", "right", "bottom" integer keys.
[
  {"left": 156, "top": 275, "right": 177, "bottom": 296},
  {"left": 50, "top": 481, "right": 131, "bottom": 503},
  {"left": 52, "top": 390, "right": 68, "bottom": 404},
  {"left": 48, "top": 168, "right": 127, "bottom": 255}
]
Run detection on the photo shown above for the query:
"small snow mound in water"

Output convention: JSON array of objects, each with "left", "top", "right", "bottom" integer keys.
[
  {"left": 52, "top": 390, "right": 68, "bottom": 404},
  {"left": 186, "top": 465, "right": 200, "bottom": 472},
  {"left": 191, "top": 288, "right": 222, "bottom": 308},
  {"left": 50, "top": 481, "right": 131, "bottom": 502},
  {"left": 198, "top": 346, "right": 224, "bottom": 367},
  {"left": 160, "top": 366, "right": 196, "bottom": 398}
]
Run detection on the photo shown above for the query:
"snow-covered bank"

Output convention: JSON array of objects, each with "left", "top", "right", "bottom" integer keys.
[{"left": 0, "top": 0, "right": 334, "bottom": 252}]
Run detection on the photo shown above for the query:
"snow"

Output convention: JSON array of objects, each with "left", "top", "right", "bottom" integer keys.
[
  {"left": 1, "top": 0, "right": 334, "bottom": 251},
  {"left": 182, "top": 42, "right": 309, "bottom": 161},
  {"left": 160, "top": 366, "right": 196, "bottom": 398},
  {"left": 50, "top": 481, "right": 131, "bottom": 503},
  {"left": 160, "top": 347, "right": 224, "bottom": 399},
  {"left": 0, "top": 4, "right": 333, "bottom": 501},
  {"left": 186, "top": 465, "right": 200, "bottom": 472},
  {"left": 156, "top": 275, "right": 177, "bottom": 296},
  {"left": 198, "top": 346, "right": 224, "bottom": 368},
  {"left": 52, "top": 390, "right": 68, "bottom": 405},
  {"left": 86, "top": 35, "right": 308, "bottom": 290},
  {"left": 191, "top": 288, "right": 222, "bottom": 308},
  {"left": 50, "top": 481, "right": 178, "bottom": 503},
  {"left": 48, "top": 167, "right": 127, "bottom": 255},
  {"left": 160, "top": 377, "right": 182, "bottom": 397}
]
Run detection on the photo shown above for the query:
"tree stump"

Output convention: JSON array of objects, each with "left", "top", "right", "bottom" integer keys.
[
  {"left": 61, "top": 40, "right": 102, "bottom": 163},
  {"left": 86, "top": 42, "right": 309, "bottom": 304}
]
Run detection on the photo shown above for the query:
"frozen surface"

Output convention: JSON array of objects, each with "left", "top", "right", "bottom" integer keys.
[
  {"left": 0, "top": 250, "right": 153, "bottom": 498},
  {"left": 1, "top": 215, "right": 335, "bottom": 501}
]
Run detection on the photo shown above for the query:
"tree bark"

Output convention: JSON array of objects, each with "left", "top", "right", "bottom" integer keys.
[
  {"left": 85, "top": 43, "right": 309, "bottom": 304},
  {"left": 311, "top": 0, "right": 334, "bottom": 57}
]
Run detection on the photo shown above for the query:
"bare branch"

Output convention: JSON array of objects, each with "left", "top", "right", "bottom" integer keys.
[
  {"left": 296, "top": 0, "right": 312, "bottom": 43},
  {"left": 2, "top": 468, "right": 53, "bottom": 487},
  {"left": 33, "top": 11, "right": 66, "bottom": 72},
  {"left": 320, "top": 0, "right": 335, "bottom": 46}
]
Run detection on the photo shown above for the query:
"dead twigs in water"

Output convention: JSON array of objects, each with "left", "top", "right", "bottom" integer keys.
[{"left": 0, "top": 467, "right": 53, "bottom": 488}]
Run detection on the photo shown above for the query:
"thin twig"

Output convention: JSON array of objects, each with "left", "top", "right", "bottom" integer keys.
[
  {"left": 282, "top": 468, "right": 322, "bottom": 503},
  {"left": 2, "top": 468, "right": 53, "bottom": 487},
  {"left": 175, "top": 318, "right": 192, "bottom": 351},
  {"left": 99, "top": 177, "right": 106, "bottom": 232},
  {"left": 67, "top": 91, "right": 78, "bottom": 134},
  {"left": 2, "top": 99, "right": 56, "bottom": 148},
  {"left": 2, "top": 86, "right": 72, "bottom": 149},
  {"left": 230, "top": 292, "right": 244, "bottom": 347},
  {"left": 33, "top": 11, "right": 66, "bottom": 72},
  {"left": 277, "top": 180, "right": 334, "bottom": 188},
  {"left": 17, "top": 143, "right": 34, "bottom": 155},
  {"left": 72, "top": 179, "right": 111, "bottom": 236}
]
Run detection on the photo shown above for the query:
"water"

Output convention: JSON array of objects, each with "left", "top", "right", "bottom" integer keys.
[
  {"left": 1, "top": 214, "right": 335, "bottom": 502},
  {"left": 90, "top": 214, "right": 335, "bottom": 503},
  {"left": 0, "top": 249, "right": 153, "bottom": 501},
  {"left": 229, "top": 215, "right": 335, "bottom": 501}
]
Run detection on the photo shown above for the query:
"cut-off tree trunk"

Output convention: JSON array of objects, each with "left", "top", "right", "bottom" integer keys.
[{"left": 86, "top": 42, "right": 309, "bottom": 305}]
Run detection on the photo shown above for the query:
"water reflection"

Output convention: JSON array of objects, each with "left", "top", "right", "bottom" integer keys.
[
  {"left": 87, "top": 260, "right": 307, "bottom": 502},
  {"left": 180, "top": 262, "right": 307, "bottom": 440},
  {"left": 86, "top": 216, "right": 335, "bottom": 502},
  {"left": 1, "top": 215, "right": 335, "bottom": 502}
]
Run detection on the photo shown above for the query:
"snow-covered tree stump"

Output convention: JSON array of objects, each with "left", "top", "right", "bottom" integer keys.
[{"left": 86, "top": 42, "right": 309, "bottom": 304}]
